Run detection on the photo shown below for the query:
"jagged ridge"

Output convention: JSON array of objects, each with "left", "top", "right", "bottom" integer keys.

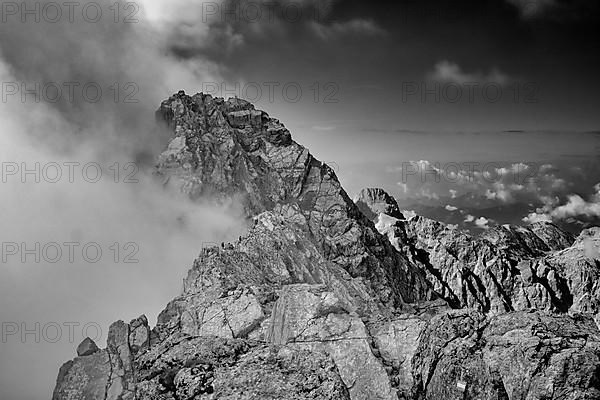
[{"left": 52, "top": 95, "right": 600, "bottom": 400}]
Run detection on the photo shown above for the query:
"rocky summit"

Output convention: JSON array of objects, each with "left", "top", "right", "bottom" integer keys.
[{"left": 53, "top": 92, "right": 600, "bottom": 400}]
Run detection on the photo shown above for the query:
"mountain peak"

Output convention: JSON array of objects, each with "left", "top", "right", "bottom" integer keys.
[
  {"left": 52, "top": 93, "right": 600, "bottom": 400},
  {"left": 355, "top": 187, "right": 404, "bottom": 220}
]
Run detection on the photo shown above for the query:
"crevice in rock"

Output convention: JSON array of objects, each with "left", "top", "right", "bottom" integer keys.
[{"left": 412, "top": 247, "right": 461, "bottom": 308}]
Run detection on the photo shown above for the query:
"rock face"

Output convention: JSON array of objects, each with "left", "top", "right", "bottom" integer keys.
[
  {"left": 357, "top": 188, "right": 599, "bottom": 319},
  {"left": 406, "top": 218, "right": 598, "bottom": 317},
  {"left": 53, "top": 95, "right": 600, "bottom": 400},
  {"left": 543, "top": 227, "right": 600, "bottom": 319},
  {"left": 412, "top": 310, "right": 600, "bottom": 400},
  {"left": 76, "top": 337, "right": 99, "bottom": 357},
  {"left": 355, "top": 188, "right": 404, "bottom": 220},
  {"left": 134, "top": 336, "right": 351, "bottom": 400},
  {"left": 154, "top": 92, "right": 433, "bottom": 308}
]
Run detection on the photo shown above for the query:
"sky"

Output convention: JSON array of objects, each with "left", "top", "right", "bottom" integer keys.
[{"left": 0, "top": 0, "right": 599, "bottom": 399}]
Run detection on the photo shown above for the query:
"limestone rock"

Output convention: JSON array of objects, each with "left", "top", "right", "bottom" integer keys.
[
  {"left": 412, "top": 310, "right": 600, "bottom": 400},
  {"left": 356, "top": 187, "right": 597, "bottom": 319},
  {"left": 480, "top": 222, "right": 572, "bottom": 259},
  {"left": 530, "top": 221, "right": 576, "bottom": 250},
  {"left": 154, "top": 92, "right": 435, "bottom": 308},
  {"left": 542, "top": 227, "right": 600, "bottom": 316},
  {"left": 53, "top": 95, "right": 600, "bottom": 400},
  {"left": 355, "top": 187, "right": 404, "bottom": 220},
  {"left": 266, "top": 283, "right": 394, "bottom": 400},
  {"left": 76, "top": 337, "right": 99, "bottom": 357},
  {"left": 53, "top": 350, "right": 112, "bottom": 400},
  {"left": 135, "top": 336, "right": 350, "bottom": 400},
  {"left": 368, "top": 315, "right": 429, "bottom": 397}
]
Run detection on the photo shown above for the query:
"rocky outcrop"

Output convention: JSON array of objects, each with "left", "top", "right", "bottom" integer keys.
[
  {"left": 57, "top": 333, "right": 350, "bottom": 400},
  {"left": 53, "top": 97, "right": 600, "bottom": 400},
  {"left": 54, "top": 94, "right": 438, "bottom": 400},
  {"left": 355, "top": 188, "right": 404, "bottom": 220},
  {"left": 267, "top": 283, "right": 395, "bottom": 400},
  {"left": 359, "top": 187, "right": 600, "bottom": 320},
  {"left": 404, "top": 217, "right": 599, "bottom": 317},
  {"left": 134, "top": 336, "right": 351, "bottom": 400},
  {"left": 53, "top": 317, "right": 148, "bottom": 400},
  {"left": 543, "top": 227, "right": 600, "bottom": 319},
  {"left": 154, "top": 92, "right": 434, "bottom": 309},
  {"left": 480, "top": 222, "right": 574, "bottom": 259},
  {"left": 77, "top": 338, "right": 99, "bottom": 357},
  {"left": 529, "top": 221, "right": 576, "bottom": 250},
  {"left": 412, "top": 310, "right": 600, "bottom": 400}
]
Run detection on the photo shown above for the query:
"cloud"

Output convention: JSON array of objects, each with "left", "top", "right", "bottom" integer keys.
[
  {"left": 522, "top": 212, "right": 553, "bottom": 224},
  {"left": 398, "top": 160, "right": 570, "bottom": 205},
  {"left": 0, "top": 2, "right": 247, "bottom": 399},
  {"left": 0, "top": 86, "right": 248, "bottom": 399},
  {"left": 161, "top": 0, "right": 381, "bottom": 63},
  {"left": 462, "top": 214, "right": 491, "bottom": 229},
  {"left": 522, "top": 183, "right": 600, "bottom": 223},
  {"left": 396, "top": 159, "right": 598, "bottom": 223},
  {"left": 0, "top": 0, "right": 224, "bottom": 161},
  {"left": 506, "top": 0, "right": 557, "bottom": 18},
  {"left": 402, "top": 209, "right": 417, "bottom": 219},
  {"left": 398, "top": 158, "right": 599, "bottom": 227},
  {"left": 430, "top": 60, "right": 510, "bottom": 85},
  {"left": 550, "top": 185, "right": 600, "bottom": 219},
  {"left": 475, "top": 217, "right": 490, "bottom": 229}
]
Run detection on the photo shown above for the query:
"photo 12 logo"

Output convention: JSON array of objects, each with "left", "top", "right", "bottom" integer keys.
[
  {"left": 1, "top": 242, "right": 140, "bottom": 265},
  {"left": 1, "top": 321, "right": 102, "bottom": 344},
  {"left": 1, "top": 162, "right": 139, "bottom": 184},
  {"left": 200, "top": 1, "right": 328, "bottom": 24},
  {"left": 201, "top": 81, "right": 340, "bottom": 104},
  {"left": 399, "top": 161, "right": 542, "bottom": 185},
  {"left": 401, "top": 81, "right": 540, "bottom": 104},
  {"left": 1, "top": 2, "right": 139, "bottom": 24},
  {"left": 1, "top": 81, "right": 139, "bottom": 104}
]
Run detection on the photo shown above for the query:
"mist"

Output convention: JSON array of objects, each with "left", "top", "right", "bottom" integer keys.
[{"left": 0, "top": 1, "right": 247, "bottom": 399}]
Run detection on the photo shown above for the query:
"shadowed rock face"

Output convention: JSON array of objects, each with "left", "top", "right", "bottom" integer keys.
[{"left": 53, "top": 95, "right": 600, "bottom": 400}]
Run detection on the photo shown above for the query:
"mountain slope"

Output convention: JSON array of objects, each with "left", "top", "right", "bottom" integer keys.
[
  {"left": 358, "top": 187, "right": 600, "bottom": 319},
  {"left": 53, "top": 95, "right": 600, "bottom": 400}
]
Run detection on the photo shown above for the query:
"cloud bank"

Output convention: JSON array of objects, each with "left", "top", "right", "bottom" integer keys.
[
  {"left": 0, "top": 2, "right": 249, "bottom": 399},
  {"left": 430, "top": 60, "right": 510, "bottom": 86}
]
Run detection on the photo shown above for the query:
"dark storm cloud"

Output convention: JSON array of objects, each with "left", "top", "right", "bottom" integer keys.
[
  {"left": 163, "top": 0, "right": 382, "bottom": 65},
  {"left": 161, "top": 0, "right": 600, "bottom": 133}
]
